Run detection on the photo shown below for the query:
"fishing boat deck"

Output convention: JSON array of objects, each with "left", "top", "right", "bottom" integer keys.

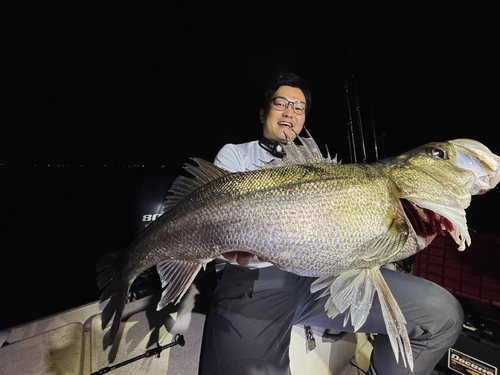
[{"left": 0, "top": 287, "right": 373, "bottom": 374}]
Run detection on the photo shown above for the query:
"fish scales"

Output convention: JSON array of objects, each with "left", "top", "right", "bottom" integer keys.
[
  {"left": 127, "top": 163, "right": 403, "bottom": 277},
  {"left": 97, "top": 132, "right": 500, "bottom": 372}
]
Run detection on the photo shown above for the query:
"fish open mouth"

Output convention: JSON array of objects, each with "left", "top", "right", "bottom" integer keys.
[{"left": 401, "top": 199, "right": 454, "bottom": 239}]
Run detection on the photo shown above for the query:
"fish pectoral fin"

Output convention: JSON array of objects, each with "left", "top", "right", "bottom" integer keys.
[
  {"left": 359, "top": 213, "right": 409, "bottom": 263},
  {"left": 327, "top": 267, "right": 414, "bottom": 371},
  {"left": 310, "top": 275, "right": 336, "bottom": 300},
  {"left": 311, "top": 275, "right": 336, "bottom": 295},
  {"left": 327, "top": 268, "right": 376, "bottom": 328},
  {"left": 156, "top": 260, "right": 209, "bottom": 310},
  {"left": 310, "top": 276, "right": 341, "bottom": 317}
]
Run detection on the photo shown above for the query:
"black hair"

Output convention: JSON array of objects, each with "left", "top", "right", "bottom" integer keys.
[{"left": 262, "top": 73, "right": 312, "bottom": 115}]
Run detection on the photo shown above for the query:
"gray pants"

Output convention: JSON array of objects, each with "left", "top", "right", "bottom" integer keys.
[{"left": 199, "top": 264, "right": 463, "bottom": 375}]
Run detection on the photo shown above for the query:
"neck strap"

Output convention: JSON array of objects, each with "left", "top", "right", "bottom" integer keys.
[{"left": 258, "top": 137, "right": 286, "bottom": 158}]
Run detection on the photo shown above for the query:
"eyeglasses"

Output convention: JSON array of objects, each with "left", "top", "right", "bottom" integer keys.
[{"left": 267, "top": 97, "right": 306, "bottom": 115}]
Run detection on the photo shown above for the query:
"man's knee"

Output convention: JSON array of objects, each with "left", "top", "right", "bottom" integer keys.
[{"left": 423, "top": 282, "right": 463, "bottom": 343}]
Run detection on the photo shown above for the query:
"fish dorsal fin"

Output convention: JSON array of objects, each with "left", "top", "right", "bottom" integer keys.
[
  {"left": 259, "top": 127, "right": 338, "bottom": 169},
  {"left": 163, "top": 157, "right": 231, "bottom": 212}
]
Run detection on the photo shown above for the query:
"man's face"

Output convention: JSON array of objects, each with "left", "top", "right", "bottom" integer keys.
[{"left": 260, "top": 85, "right": 307, "bottom": 144}]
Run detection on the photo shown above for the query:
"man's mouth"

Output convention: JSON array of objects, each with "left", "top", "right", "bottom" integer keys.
[{"left": 278, "top": 121, "right": 292, "bottom": 128}]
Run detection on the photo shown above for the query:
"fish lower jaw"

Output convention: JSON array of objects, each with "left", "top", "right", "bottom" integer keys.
[{"left": 448, "top": 229, "right": 467, "bottom": 251}]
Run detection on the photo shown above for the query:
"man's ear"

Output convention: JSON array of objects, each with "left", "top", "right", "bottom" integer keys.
[{"left": 259, "top": 108, "right": 264, "bottom": 123}]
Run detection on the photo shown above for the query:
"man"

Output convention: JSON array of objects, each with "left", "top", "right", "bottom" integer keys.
[{"left": 199, "top": 73, "right": 463, "bottom": 375}]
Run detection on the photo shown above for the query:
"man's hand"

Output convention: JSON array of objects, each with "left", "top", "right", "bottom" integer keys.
[{"left": 222, "top": 251, "right": 255, "bottom": 266}]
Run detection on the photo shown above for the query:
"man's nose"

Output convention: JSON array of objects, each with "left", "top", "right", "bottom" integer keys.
[{"left": 283, "top": 105, "right": 294, "bottom": 115}]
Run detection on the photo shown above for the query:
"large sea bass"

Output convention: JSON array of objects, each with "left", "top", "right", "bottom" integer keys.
[{"left": 97, "top": 131, "right": 499, "bottom": 371}]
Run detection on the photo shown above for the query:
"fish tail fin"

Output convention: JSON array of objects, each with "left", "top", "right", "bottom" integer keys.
[
  {"left": 156, "top": 260, "right": 209, "bottom": 310},
  {"left": 100, "top": 279, "right": 132, "bottom": 347},
  {"left": 96, "top": 252, "right": 118, "bottom": 292},
  {"left": 324, "top": 267, "right": 414, "bottom": 371},
  {"left": 96, "top": 251, "right": 132, "bottom": 347}
]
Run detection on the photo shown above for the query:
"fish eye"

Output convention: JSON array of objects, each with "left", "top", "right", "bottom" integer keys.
[{"left": 426, "top": 147, "right": 446, "bottom": 159}]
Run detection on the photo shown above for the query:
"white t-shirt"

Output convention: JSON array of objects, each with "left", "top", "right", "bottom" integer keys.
[
  {"left": 213, "top": 140, "right": 275, "bottom": 268},
  {"left": 213, "top": 140, "right": 274, "bottom": 173}
]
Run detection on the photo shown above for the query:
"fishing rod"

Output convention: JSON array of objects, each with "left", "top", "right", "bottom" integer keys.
[
  {"left": 367, "top": 95, "right": 387, "bottom": 162},
  {"left": 344, "top": 48, "right": 387, "bottom": 163},
  {"left": 344, "top": 69, "right": 385, "bottom": 163},
  {"left": 344, "top": 79, "right": 357, "bottom": 163},
  {"left": 91, "top": 333, "right": 185, "bottom": 374},
  {"left": 352, "top": 74, "right": 367, "bottom": 164},
  {"left": 371, "top": 107, "right": 379, "bottom": 161}
]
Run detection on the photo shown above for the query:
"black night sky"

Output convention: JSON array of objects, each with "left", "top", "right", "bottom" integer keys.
[{"left": 1, "top": 4, "right": 499, "bottom": 329}]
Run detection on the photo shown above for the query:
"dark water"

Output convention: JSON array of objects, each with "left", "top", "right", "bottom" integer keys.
[{"left": 0, "top": 164, "right": 177, "bottom": 330}]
